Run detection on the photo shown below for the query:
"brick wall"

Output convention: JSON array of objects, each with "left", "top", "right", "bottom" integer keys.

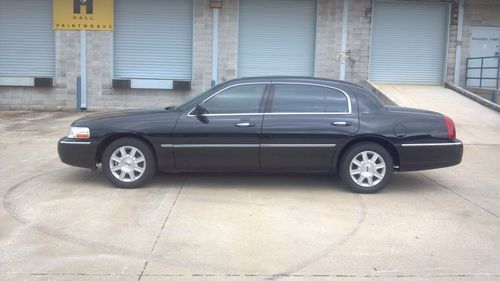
[
  {"left": 314, "top": 0, "right": 342, "bottom": 79},
  {"left": 345, "top": 0, "right": 372, "bottom": 84},
  {"left": 218, "top": 0, "right": 238, "bottom": 83},
  {"left": 0, "top": 0, "right": 211, "bottom": 111},
  {"left": 1, "top": 0, "right": 499, "bottom": 110}
]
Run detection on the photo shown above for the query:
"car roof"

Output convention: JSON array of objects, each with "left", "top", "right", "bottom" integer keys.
[{"left": 223, "top": 76, "right": 362, "bottom": 88}]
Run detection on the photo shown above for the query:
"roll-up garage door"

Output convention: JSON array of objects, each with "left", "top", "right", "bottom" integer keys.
[
  {"left": 114, "top": 0, "right": 193, "bottom": 80},
  {"left": 369, "top": 1, "right": 449, "bottom": 84},
  {"left": 0, "top": 0, "right": 55, "bottom": 77},
  {"left": 238, "top": 0, "right": 317, "bottom": 77}
]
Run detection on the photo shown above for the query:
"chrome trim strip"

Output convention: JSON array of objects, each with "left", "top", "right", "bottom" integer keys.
[
  {"left": 175, "top": 144, "right": 259, "bottom": 148},
  {"left": 401, "top": 142, "right": 462, "bottom": 147},
  {"left": 161, "top": 144, "right": 337, "bottom": 148},
  {"left": 166, "top": 144, "right": 259, "bottom": 148},
  {"left": 60, "top": 141, "right": 91, "bottom": 145},
  {"left": 261, "top": 144, "right": 337, "bottom": 148}
]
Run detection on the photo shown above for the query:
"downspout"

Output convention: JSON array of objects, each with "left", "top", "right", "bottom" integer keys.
[
  {"left": 80, "top": 30, "right": 87, "bottom": 110},
  {"left": 212, "top": 8, "right": 219, "bottom": 87},
  {"left": 454, "top": 0, "right": 464, "bottom": 85},
  {"left": 339, "top": 0, "right": 349, "bottom": 80}
]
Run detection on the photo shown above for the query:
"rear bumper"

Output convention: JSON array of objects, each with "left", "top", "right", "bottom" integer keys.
[
  {"left": 396, "top": 140, "right": 463, "bottom": 171},
  {"left": 58, "top": 138, "right": 98, "bottom": 169}
]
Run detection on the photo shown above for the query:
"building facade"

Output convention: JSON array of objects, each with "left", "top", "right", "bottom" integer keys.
[{"left": 0, "top": 0, "right": 499, "bottom": 110}]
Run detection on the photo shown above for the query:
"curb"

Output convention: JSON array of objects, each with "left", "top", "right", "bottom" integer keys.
[{"left": 445, "top": 82, "right": 500, "bottom": 113}]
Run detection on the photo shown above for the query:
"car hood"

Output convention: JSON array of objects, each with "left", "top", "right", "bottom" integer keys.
[{"left": 72, "top": 108, "right": 172, "bottom": 124}]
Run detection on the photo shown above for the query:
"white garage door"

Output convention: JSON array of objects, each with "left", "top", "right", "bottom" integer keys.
[
  {"left": 0, "top": 0, "right": 55, "bottom": 77},
  {"left": 238, "top": 0, "right": 317, "bottom": 77},
  {"left": 369, "top": 0, "right": 449, "bottom": 84},
  {"left": 114, "top": 0, "right": 193, "bottom": 80}
]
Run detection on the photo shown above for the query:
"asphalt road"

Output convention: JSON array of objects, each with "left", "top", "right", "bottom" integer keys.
[{"left": 0, "top": 108, "right": 499, "bottom": 281}]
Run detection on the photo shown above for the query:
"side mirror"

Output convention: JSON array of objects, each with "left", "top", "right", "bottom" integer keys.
[{"left": 193, "top": 104, "right": 209, "bottom": 123}]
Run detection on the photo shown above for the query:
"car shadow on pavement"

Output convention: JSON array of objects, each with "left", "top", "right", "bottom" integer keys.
[{"left": 54, "top": 167, "right": 437, "bottom": 194}]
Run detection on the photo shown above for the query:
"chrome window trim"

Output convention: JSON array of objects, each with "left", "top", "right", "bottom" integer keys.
[
  {"left": 271, "top": 82, "right": 352, "bottom": 115},
  {"left": 60, "top": 141, "right": 92, "bottom": 145},
  {"left": 401, "top": 142, "right": 462, "bottom": 147},
  {"left": 195, "top": 113, "right": 264, "bottom": 117},
  {"left": 264, "top": 112, "right": 348, "bottom": 116},
  {"left": 187, "top": 81, "right": 353, "bottom": 117}
]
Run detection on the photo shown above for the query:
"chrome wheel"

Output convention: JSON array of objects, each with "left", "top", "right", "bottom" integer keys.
[
  {"left": 109, "top": 146, "right": 146, "bottom": 182},
  {"left": 349, "top": 151, "right": 386, "bottom": 188}
]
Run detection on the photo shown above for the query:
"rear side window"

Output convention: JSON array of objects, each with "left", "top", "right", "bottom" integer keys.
[
  {"left": 202, "top": 84, "right": 267, "bottom": 114},
  {"left": 271, "top": 84, "right": 349, "bottom": 113}
]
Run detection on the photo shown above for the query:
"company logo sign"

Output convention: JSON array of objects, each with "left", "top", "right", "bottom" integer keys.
[
  {"left": 53, "top": 0, "right": 113, "bottom": 31},
  {"left": 73, "top": 0, "right": 93, "bottom": 14}
]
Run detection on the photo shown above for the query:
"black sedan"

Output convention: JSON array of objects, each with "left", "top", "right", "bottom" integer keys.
[{"left": 58, "top": 77, "right": 463, "bottom": 193}]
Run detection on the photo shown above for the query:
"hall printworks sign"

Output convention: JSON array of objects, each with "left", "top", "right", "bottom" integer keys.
[{"left": 53, "top": 0, "right": 113, "bottom": 31}]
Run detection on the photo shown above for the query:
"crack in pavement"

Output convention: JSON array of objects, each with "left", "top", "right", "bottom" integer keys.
[
  {"left": 265, "top": 194, "right": 367, "bottom": 281},
  {"left": 137, "top": 174, "right": 187, "bottom": 281},
  {"left": 420, "top": 173, "right": 500, "bottom": 220},
  {"left": 3, "top": 272, "right": 500, "bottom": 278}
]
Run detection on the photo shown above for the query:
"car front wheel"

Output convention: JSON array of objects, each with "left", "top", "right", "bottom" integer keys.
[
  {"left": 339, "top": 142, "right": 394, "bottom": 193},
  {"left": 102, "top": 137, "right": 156, "bottom": 188}
]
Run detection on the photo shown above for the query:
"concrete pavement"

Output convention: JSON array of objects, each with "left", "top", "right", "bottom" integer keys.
[{"left": 0, "top": 108, "right": 499, "bottom": 281}]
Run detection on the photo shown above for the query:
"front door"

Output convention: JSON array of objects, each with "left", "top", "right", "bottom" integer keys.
[
  {"left": 260, "top": 83, "right": 358, "bottom": 171},
  {"left": 173, "top": 83, "right": 268, "bottom": 170},
  {"left": 468, "top": 27, "right": 500, "bottom": 87}
]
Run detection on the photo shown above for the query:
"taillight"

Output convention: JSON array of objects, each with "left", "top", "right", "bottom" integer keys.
[{"left": 444, "top": 116, "right": 456, "bottom": 140}]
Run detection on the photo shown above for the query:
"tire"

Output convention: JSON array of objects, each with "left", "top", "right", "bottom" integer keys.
[
  {"left": 339, "top": 142, "right": 394, "bottom": 193},
  {"left": 102, "top": 137, "right": 156, "bottom": 188}
]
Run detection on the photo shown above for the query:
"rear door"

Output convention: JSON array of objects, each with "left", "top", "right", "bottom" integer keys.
[{"left": 260, "top": 82, "right": 358, "bottom": 171}]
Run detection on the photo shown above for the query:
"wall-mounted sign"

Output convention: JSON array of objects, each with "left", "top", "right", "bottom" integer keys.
[
  {"left": 210, "top": 0, "right": 222, "bottom": 9},
  {"left": 53, "top": 0, "right": 113, "bottom": 31}
]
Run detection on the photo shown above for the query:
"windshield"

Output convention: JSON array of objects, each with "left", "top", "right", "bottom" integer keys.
[{"left": 175, "top": 88, "right": 214, "bottom": 112}]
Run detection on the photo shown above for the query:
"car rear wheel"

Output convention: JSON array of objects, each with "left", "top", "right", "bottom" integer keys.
[
  {"left": 102, "top": 137, "right": 156, "bottom": 188},
  {"left": 340, "top": 142, "right": 393, "bottom": 193}
]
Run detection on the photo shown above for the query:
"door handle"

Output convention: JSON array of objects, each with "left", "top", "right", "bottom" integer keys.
[
  {"left": 235, "top": 122, "right": 256, "bottom": 127},
  {"left": 332, "top": 121, "right": 351, "bottom": 126}
]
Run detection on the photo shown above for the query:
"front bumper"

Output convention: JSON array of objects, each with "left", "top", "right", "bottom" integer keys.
[
  {"left": 58, "top": 138, "right": 99, "bottom": 170},
  {"left": 396, "top": 140, "right": 463, "bottom": 171}
]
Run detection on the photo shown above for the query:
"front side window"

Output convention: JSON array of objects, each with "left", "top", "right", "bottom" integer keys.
[
  {"left": 202, "top": 84, "right": 267, "bottom": 114},
  {"left": 271, "top": 84, "right": 349, "bottom": 113}
]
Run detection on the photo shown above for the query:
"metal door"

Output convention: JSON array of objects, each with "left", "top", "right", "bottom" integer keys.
[
  {"left": 369, "top": 0, "right": 449, "bottom": 84},
  {"left": 0, "top": 0, "right": 55, "bottom": 77},
  {"left": 467, "top": 27, "right": 500, "bottom": 88},
  {"left": 238, "top": 0, "right": 316, "bottom": 77}
]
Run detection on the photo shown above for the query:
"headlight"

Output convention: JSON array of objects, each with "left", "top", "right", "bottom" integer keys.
[{"left": 68, "top": 127, "right": 90, "bottom": 139}]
